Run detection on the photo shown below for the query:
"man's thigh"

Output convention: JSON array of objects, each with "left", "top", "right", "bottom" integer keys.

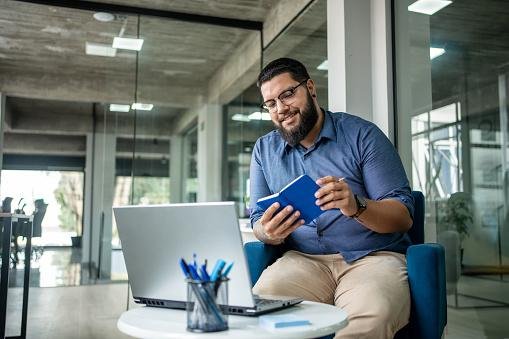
[
  {"left": 334, "top": 251, "right": 410, "bottom": 338},
  {"left": 252, "top": 250, "right": 336, "bottom": 304}
]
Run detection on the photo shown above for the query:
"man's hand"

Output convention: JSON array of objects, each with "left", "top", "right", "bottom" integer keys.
[
  {"left": 254, "top": 203, "right": 304, "bottom": 245},
  {"left": 315, "top": 175, "right": 413, "bottom": 233},
  {"left": 315, "top": 176, "right": 358, "bottom": 217}
]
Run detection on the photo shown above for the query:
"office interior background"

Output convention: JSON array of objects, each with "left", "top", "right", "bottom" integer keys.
[{"left": 0, "top": 0, "right": 507, "bottom": 338}]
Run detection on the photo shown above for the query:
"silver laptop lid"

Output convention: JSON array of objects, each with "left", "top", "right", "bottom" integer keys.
[{"left": 113, "top": 202, "right": 255, "bottom": 308}]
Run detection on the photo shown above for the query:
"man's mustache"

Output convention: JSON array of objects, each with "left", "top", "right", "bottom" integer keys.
[{"left": 277, "top": 110, "right": 299, "bottom": 123}]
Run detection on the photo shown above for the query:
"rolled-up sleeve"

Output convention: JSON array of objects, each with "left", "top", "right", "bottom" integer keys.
[
  {"left": 249, "top": 139, "right": 272, "bottom": 227},
  {"left": 360, "top": 124, "right": 415, "bottom": 219}
]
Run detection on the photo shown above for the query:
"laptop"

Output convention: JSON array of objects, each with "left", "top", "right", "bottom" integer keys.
[{"left": 113, "top": 202, "right": 303, "bottom": 316}]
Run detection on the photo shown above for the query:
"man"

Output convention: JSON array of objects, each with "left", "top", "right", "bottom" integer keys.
[{"left": 249, "top": 58, "right": 414, "bottom": 339}]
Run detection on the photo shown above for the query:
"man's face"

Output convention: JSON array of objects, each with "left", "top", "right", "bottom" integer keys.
[{"left": 260, "top": 73, "right": 319, "bottom": 146}]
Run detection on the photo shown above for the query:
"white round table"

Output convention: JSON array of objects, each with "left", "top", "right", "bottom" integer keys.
[{"left": 118, "top": 301, "right": 348, "bottom": 338}]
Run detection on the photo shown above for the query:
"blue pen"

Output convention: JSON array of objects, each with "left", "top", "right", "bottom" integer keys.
[
  {"left": 179, "top": 259, "right": 215, "bottom": 318},
  {"left": 193, "top": 253, "right": 198, "bottom": 269},
  {"left": 188, "top": 264, "right": 201, "bottom": 281},
  {"left": 179, "top": 258, "right": 191, "bottom": 279},
  {"left": 210, "top": 259, "right": 226, "bottom": 282},
  {"left": 222, "top": 262, "right": 234, "bottom": 278},
  {"left": 200, "top": 264, "right": 210, "bottom": 281}
]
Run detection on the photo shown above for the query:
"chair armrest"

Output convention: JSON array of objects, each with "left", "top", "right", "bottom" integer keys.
[
  {"left": 243, "top": 241, "right": 281, "bottom": 286},
  {"left": 407, "top": 243, "right": 447, "bottom": 339}
]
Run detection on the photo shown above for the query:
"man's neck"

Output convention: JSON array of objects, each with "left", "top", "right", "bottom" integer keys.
[{"left": 300, "top": 107, "right": 324, "bottom": 149}]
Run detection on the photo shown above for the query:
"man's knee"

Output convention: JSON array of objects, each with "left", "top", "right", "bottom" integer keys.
[
  {"left": 335, "top": 305, "right": 405, "bottom": 339},
  {"left": 252, "top": 253, "right": 336, "bottom": 303},
  {"left": 253, "top": 277, "right": 286, "bottom": 296},
  {"left": 335, "top": 288, "right": 409, "bottom": 338}
]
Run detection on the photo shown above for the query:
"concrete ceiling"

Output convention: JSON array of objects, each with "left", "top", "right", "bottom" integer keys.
[
  {"left": 0, "top": 0, "right": 278, "bottom": 157},
  {"left": 0, "top": 0, "right": 266, "bottom": 109},
  {"left": 86, "top": 0, "right": 278, "bottom": 22}
]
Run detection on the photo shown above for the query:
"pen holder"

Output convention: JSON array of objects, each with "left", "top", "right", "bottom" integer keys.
[{"left": 186, "top": 278, "right": 229, "bottom": 332}]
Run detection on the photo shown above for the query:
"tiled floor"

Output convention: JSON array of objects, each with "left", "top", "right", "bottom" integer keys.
[
  {"left": 4, "top": 280, "right": 509, "bottom": 339},
  {"left": 8, "top": 247, "right": 127, "bottom": 287},
  {"left": 6, "top": 284, "right": 137, "bottom": 339},
  {"left": 4, "top": 247, "right": 509, "bottom": 338}
]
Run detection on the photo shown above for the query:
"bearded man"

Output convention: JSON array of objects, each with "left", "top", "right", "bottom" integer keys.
[{"left": 249, "top": 58, "right": 414, "bottom": 339}]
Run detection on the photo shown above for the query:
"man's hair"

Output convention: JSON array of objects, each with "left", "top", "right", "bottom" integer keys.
[{"left": 257, "top": 58, "right": 310, "bottom": 88}]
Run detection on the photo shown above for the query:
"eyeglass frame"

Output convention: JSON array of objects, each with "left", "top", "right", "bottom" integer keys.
[{"left": 260, "top": 78, "right": 309, "bottom": 113}]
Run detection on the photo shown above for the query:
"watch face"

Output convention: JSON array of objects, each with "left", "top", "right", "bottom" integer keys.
[{"left": 357, "top": 195, "right": 367, "bottom": 209}]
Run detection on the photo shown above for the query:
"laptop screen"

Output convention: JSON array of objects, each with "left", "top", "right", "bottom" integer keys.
[{"left": 113, "top": 202, "right": 255, "bottom": 308}]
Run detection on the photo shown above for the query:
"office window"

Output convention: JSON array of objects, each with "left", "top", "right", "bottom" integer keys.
[
  {"left": 0, "top": 170, "right": 84, "bottom": 247},
  {"left": 394, "top": 0, "right": 509, "bottom": 317},
  {"left": 183, "top": 125, "right": 198, "bottom": 203},
  {"left": 223, "top": 86, "right": 272, "bottom": 217}
]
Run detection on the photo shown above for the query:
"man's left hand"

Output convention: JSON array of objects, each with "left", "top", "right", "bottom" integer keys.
[{"left": 315, "top": 176, "right": 357, "bottom": 216}]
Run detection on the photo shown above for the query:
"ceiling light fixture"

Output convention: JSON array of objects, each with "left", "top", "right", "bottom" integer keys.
[
  {"left": 248, "top": 112, "right": 271, "bottom": 121},
  {"left": 131, "top": 103, "right": 153, "bottom": 111},
  {"left": 113, "top": 37, "right": 144, "bottom": 51},
  {"left": 317, "top": 60, "right": 328, "bottom": 71},
  {"left": 93, "top": 12, "right": 115, "bottom": 22},
  {"left": 231, "top": 114, "right": 250, "bottom": 122},
  {"left": 109, "top": 104, "right": 130, "bottom": 112},
  {"left": 85, "top": 42, "right": 117, "bottom": 57},
  {"left": 430, "top": 47, "right": 445, "bottom": 60},
  {"left": 408, "top": 0, "right": 452, "bottom": 15}
]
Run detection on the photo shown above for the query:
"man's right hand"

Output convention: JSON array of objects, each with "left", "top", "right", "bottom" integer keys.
[{"left": 254, "top": 203, "right": 305, "bottom": 245}]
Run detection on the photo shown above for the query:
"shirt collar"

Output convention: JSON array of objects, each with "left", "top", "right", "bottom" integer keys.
[{"left": 278, "top": 109, "right": 336, "bottom": 156}]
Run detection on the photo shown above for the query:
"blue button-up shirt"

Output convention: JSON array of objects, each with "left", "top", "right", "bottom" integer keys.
[{"left": 249, "top": 111, "right": 414, "bottom": 263}]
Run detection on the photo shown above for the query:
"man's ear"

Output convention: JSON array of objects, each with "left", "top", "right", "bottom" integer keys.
[{"left": 307, "top": 78, "right": 317, "bottom": 96}]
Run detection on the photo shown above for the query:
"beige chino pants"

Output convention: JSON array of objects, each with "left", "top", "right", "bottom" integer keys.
[{"left": 253, "top": 250, "right": 410, "bottom": 339}]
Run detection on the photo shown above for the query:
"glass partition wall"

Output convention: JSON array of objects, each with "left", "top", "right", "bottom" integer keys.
[
  {"left": 223, "top": 0, "right": 328, "bottom": 218},
  {"left": 0, "top": 1, "right": 262, "bottom": 287},
  {"left": 394, "top": 0, "right": 509, "bottom": 314}
]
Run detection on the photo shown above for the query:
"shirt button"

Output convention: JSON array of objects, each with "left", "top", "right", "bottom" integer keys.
[{"left": 317, "top": 230, "right": 323, "bottom": 237}]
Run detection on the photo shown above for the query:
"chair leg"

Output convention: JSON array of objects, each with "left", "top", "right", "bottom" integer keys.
[{"left": 10, "top": 236, "right": 20, "bottom": 266}]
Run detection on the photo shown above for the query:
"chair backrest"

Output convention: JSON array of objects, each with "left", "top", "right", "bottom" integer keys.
[
  {"left": 408, "top": 191, "right": 425, "bottom": 245},
  {"left": 32, "top": 202, "right": 48, "bottom": 238}
]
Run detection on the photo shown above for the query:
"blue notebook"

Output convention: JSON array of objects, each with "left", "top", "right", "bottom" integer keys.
[
  {"left": 256, "top": 174, "right": 324, "bottom": 224},
  {"left": 259, "top": 314, "right": 311, "bottom": 329}
]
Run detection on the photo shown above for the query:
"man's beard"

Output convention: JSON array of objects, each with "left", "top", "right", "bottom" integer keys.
[{"left": 276, "top": 92, "right": 319, "bottom": 146}]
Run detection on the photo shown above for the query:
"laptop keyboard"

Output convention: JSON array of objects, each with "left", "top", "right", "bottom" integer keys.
[{"left": 254, "top": 297, "right": 282, "bottom": 306}]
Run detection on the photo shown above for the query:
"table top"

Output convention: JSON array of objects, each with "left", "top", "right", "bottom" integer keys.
[
  {"left": 118, "top": 301, "right": 348, "bottom": 339},
  {"left": 0, "top": 213, "right": 33, "bottom": 220}
]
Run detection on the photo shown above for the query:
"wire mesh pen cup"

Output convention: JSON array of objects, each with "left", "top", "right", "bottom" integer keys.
[{"left": 186, "top": 278, "right": 229, "bottom": 332}]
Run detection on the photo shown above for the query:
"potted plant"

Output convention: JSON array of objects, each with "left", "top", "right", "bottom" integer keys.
[{"left": 442, "top": 192, "right": 473, "bottom": 265}]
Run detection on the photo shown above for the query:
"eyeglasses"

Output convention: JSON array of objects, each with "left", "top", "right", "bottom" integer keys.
[{"left": 261, "top": 79, "right": 309, "bottom": 113}]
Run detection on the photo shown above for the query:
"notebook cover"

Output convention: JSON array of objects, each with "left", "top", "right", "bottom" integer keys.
[{"left": 256, "top": 174, "right": 323, "bottom": 223}]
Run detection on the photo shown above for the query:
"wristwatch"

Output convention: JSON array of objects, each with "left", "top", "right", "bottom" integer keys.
[{"left": 350, "top": 194, "right": 367, "bottom": 218}]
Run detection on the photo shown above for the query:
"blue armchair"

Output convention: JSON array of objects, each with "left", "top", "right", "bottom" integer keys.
[{"left": 244, "top": 191, "right": 447, "bottom": 339}]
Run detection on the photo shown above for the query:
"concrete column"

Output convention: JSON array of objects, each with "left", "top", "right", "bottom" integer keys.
[
  {"left": 81, "top": 133, "right": 94, "bottom": 264},
  {"left": 89, "top": 128, "right": 116, "bottom": 278},
  {"left": 170, "top": 135, "right": 183, "bottom": 203},
  {"left": 499, "top": 72, "right": 509, "bottom": 266},
  {"left": 197, "top": 102, "right": 222, "bottom": 202},
  {"left": 327, "top": 0, "right": 394, "bottom": 140}
]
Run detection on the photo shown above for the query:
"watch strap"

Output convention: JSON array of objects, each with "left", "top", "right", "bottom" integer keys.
[{"left": 350, "top": 194, "right": 367, "bottom": 218}]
